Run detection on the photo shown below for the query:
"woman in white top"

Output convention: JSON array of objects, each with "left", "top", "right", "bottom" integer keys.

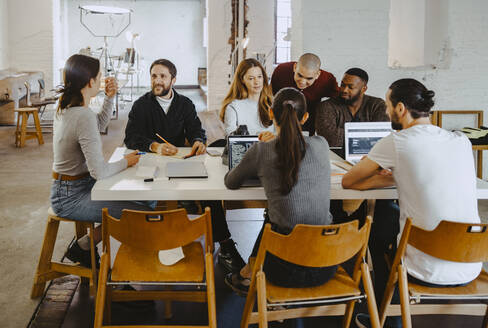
[
  {"left": 220, "top": 58, "right": 274, "bottom": 138},
  {"left": 51, "top": 54, "right": 154, "bottom": 267}
]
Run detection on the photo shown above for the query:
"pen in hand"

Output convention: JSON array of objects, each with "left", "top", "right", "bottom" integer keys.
[
  {"left": 155, "top": 133, "right": 177, "bottom": 156},
  {"left": 156, "top": 133, "right": 170, "bottom": 145}
]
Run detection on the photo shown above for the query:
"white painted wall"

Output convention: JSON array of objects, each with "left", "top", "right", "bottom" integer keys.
[
  {"left": 292, "top": 0, "right": 488, "bottom": 111},
  {"left": 388, "top": 0, "right": 449, "bottom": 68},
  {"left": 291, "top": 0, "right": 488, "bottom": 175},
  {"left": 388, "top": 0, "right": 425, "bottom": 67},
  {"left": 247, "top": 0, "right": 275, "bottom": 76},
  {"left": 64, "top": 0, "right": 206, "bottom": 87},
  {"left": 206, "top": 0, "right": 275, "bottom": 112},
  {"left": 207, "top": 0, "right": 232, "bottom": 112},
  {"left": 0, "top": 0, "right": 9, "bottom": 70},
  {"left": 6, "top": 0, "right": 54, "bottom": 88}
]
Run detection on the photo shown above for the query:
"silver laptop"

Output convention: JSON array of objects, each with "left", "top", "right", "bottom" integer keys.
[
  {"left": 344, "top": 122, "right": 392, "bottom": 164},
  {"left": 227, "top": 135, "right": 261, "bottom": 187},
  {"left": 166, "top": 161, "right": 208, "bottom": 179}
]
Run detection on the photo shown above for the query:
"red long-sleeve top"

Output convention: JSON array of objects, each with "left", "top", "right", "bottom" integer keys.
[{"left": 271, "top": 61, "right": 339, "bottom": 134}]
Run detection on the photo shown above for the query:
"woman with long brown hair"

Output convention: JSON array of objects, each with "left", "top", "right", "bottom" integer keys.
[
  {"left": 220, "top": 58, "right": 273, "bottom": 137},
  {"left": 224, "top": 87, "right": 335, "bottom": 293},
  {"left": 51, "top": 54, "right": 154, "bottom": 267}
]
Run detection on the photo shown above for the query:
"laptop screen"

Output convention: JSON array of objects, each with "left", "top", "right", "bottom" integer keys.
[
  {"left": 344, "top": 122, "right": 392, "bottom": 163},
  {"left": 228, "top": 135, "right": 260, "bottom": 170}
]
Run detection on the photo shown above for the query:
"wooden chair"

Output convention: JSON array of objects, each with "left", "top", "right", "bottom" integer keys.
[
  {"left": 379, "top": 217, "right": 488, "bottom": 328},
  {"left": 31, "top": 207, "right": 97, "bottom": 298},
  {"left": 14, "top": 107, "right": 44, "bottom": 147},
  {"left": 94, "top": 207, "right": 216, "bottom": 328},
  {"left": 241, "top": 217, "right": 380, "bottom": 328}
]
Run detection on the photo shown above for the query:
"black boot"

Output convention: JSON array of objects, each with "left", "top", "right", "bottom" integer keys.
[
  {"left": 65, "top": 239, "right": 100, "bottom": 269},
  {"left": 218, "top": 239, "right": 246, "bottom": 273}
]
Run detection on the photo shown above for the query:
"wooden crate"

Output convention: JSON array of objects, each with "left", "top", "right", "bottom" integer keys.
[{"left": 0, "top": 100, "right": 15, "bottom": 125}]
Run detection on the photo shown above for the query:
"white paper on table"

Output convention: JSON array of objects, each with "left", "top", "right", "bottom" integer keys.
[
  {"left": 169, "top": 148, "right": 193, "bottom": 159},
  {"left": 331, "top": 161, "right": 348, "bottom": 185},
  {"left": 331, "top": 160, "right": 352, "bottom": 172},
  {"left": 109, "top": 147, "right": 127, "bottom": 163},
  {"left": 158, "top": 247, "right": 185, "bottom": 265},
  {"left": 136, "top": 166, "right": 159, "bottom": 178}
]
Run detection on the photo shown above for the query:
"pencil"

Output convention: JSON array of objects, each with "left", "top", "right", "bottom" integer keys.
[{"left": 156, "top": 133, "right": 170, "bottom": 145}]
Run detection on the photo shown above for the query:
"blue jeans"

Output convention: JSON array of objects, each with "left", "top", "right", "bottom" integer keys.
[{"left": 50, "top": 175, "right": 155, "bottom": 223}]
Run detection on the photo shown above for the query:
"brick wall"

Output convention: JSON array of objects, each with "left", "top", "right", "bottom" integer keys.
[
  {"left": 207, "top": 0, "right": 275, "bottom": 112},
  {"left": 7, "top": 0, "right": 54, "bottom": 88},
  {"left": 292, "top": 0, "right": 488, "bottom": 176},
  {"left": 0, "top": 0, "right": 8, "bottom": 70}
]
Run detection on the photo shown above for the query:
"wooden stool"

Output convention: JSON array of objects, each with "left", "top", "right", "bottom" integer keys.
[
  {"left": 15, "top": 107, "right": 44, "bottom": 147},
  {"left": 31, "top": 208, "right": 98, "bottom": 299}
]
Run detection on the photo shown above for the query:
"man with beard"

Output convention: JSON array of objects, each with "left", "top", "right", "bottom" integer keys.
[
  {"left": 316, "top": 68, "right": 388, "bottom": 154},
  {"left": 271, "top": 53, "right": 339, "bottom": 135},
  {"left": 124, "top": 59, "right": 246, "bottom": 274},
  {"left": 317, "top": 68, "right": 399, "bottom": 286},
  {"left": 124, "top": 59, "right": 206, "bottom": 156},
  {"left": 343, "top": 79, "right": 481, "bottom": 328}
]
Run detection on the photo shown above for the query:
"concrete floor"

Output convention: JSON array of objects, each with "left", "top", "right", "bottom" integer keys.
[
  {"left": 1, "top": 87, "right": 488, "bottom": 327},
  {"left": 0, "top": 88, "right": 207, "bottom": 327}
]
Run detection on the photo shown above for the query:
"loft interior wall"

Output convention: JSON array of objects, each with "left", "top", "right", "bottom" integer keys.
[
  {"left": 0, "top": 0, "right": 9, "bottom": 70},
  {"left": 6, "top": 0, "right": 54, "bottom": 88},
  {"left": 293, "top": 0, "right": 488, "bottom": 175},
  {"left": 63, "top": 0, "right": 206, "bottom": 87},
  {"left": 206, "top": 0, "right": 274, "bottom": 112},
  {"left": 294, "top": 0, "right": 488, "bottom": 111}
]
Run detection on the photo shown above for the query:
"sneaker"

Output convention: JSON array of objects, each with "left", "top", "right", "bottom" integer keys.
[
  {"left": 65, "top": 239, "right": 100, "bottom": 269},
  {"left": 217, "top": 240, "right": 246, "bottom": 273},
  {"left": 355, "top": 313, "right": 402, "bottom": 328},
  {"left": 178, "top": 200, "right": 200, "bottom": 214},
  {"left": 113, "top": 285, "right": 155, "bottom": 309},
  {"left": 355, "top": 313, "right": 372, "bottom": 328},
  {"left": 224, "top": 272, "right": 250, "bottom": 296}
]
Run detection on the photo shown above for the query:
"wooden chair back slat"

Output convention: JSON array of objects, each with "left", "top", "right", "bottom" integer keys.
[
  {"left": 408, "top": 219, "right": 488, "bottom": 263},
  {"left": 260, "top": 219, "right": 369, "bottom": 267},
  {"left": 102, "top": 208, "right": 211, "bottom": 251}
]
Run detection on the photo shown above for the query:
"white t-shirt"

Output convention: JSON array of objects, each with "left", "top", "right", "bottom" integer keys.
[
  {"left": 156, "top": 92, "right": 174, "bottom": 114},
  {"left": 224, "top": 99, "right": 274, "bottom": 136},
  {"left": 368, "top": 124, "right": 481, "bottom": 285}
]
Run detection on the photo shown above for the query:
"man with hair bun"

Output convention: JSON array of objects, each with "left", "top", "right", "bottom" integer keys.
[
  {"left": 343, "top": 78, "right": 482, "bottom": 328},
  {"left": 315, "top": 67, "right": 389, "bottom": 152},
  {"left": 271, "top": 53, "right": 339, "bottom": 134}
]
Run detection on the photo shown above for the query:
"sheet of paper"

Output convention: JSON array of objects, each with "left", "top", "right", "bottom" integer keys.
[
  {"left": 158, "top": 247, "right": 185, "bottom": 266},
  {"left": 168, "top": 148, "right": 193, "bottom": 159},
  {"left": 136, "top": 166, "right": 159, "bottom": 178},
  {"left": 109, "top": 147, "right": 127, "bottom": 163},
  {"left": 331, "top": 173, "right": 344, "bottom": 185},
  {"left": 331, "top": 160, "right": 353, "bottom": 172}
]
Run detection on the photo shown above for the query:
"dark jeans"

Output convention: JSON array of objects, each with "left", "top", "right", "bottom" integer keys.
[
  {"left": 200, "top": 200, "right": 231, "bottom": 243},
  {"left": 250, "top": 214, "right": 337, "bottom": 288}
]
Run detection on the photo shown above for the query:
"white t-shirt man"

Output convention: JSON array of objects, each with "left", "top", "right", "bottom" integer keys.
[{"left": 368, "top": 124, "right": 482, "bottom": 285}]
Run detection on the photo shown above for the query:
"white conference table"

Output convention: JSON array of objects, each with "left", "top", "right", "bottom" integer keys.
[{"left": 91, "top": 147, "right": 488, "bottom": 201}]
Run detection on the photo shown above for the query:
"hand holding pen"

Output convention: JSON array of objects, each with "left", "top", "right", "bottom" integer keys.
[{"left": 153, "top": 133, "right": 178, "bottom": 156}]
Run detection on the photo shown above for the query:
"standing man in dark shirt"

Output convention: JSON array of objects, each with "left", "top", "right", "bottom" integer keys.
[
  {"left": 271, "top": 53, "right": 339, "bottom": 135},
  {"left": 315, "top": 67, "right": 389, "bottom": 150},
  {"left": 124, "top": 59, "right": 245, "bottom": 273},
  {"left": 124, "top": 59, "right": 206, "bottom": 156}
]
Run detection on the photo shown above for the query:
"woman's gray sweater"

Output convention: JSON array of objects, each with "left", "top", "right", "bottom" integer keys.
[
  {"left": 225, "top": 136, "right": 332, "bottom": 230},
  {"left": 52, "top": 97, "right": 127, "bottom": 180}
]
